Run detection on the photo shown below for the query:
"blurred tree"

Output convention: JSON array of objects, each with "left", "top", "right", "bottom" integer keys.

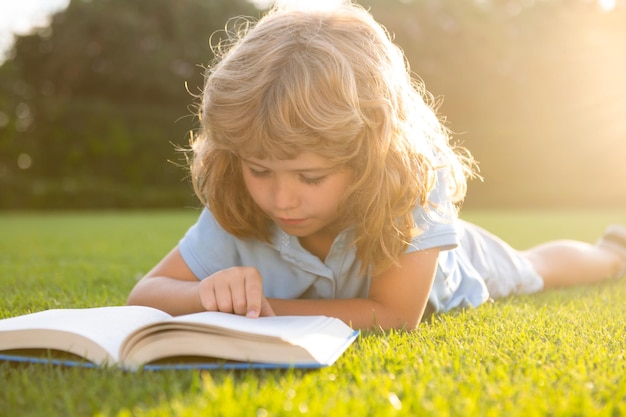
[
  {"left": 1, "top": 0, "right": 625, "bottom": 209},
  {"left": 0, "top": 0, "right": 259, "bottom": 208}
]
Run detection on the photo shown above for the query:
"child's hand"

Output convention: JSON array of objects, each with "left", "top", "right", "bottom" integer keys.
[{"left": 198, "top": 267, "right": 275, "bottom": 318}]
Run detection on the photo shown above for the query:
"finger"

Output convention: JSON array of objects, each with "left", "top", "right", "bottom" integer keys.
[
  {"left": 228, "top": 275, "right": 249, "bottom": 316},
  {"left": 213, "top": 276, "right": 235, "bottom": 313},
  {"left": 244, "top": 272, "right": 264, "bottom": 318},
  {"left": 198, "top": 279, "right": 218, "bottom": 312}
]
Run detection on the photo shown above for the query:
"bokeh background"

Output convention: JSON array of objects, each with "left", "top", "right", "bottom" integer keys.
[{"left": 1, "top": 0, "right": 625, "bottom": 210}]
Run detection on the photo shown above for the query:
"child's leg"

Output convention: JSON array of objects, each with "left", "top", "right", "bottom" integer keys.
[{"left": 523, "top": 225, "right": 626, "bottom": 289}]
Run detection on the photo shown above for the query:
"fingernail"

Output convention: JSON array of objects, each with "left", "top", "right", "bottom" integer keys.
[{"left": 246, "top": 309, "right": 258, "bottom": 318}]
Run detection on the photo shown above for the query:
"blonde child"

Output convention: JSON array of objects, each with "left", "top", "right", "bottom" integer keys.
[{"left": 127, "top": 1, "right": 626, "bottom": 330}]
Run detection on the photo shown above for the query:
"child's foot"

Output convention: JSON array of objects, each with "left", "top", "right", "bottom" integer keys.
[{"left": 596, "top": 224, "right": 626, "bottom": 278}]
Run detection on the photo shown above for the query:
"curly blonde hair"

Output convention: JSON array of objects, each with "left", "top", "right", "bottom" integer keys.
[{"left": 190, "top": 1, "right": 476, "bottom": 275}]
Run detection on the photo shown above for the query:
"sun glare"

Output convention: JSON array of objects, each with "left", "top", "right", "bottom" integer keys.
[{"left": 598, "top": 0, "right": 616, "bottom": 11}]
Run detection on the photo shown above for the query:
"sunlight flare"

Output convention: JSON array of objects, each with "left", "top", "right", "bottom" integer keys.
[{"left": 598, "top": 0, "right": 616, "bottom": 11}]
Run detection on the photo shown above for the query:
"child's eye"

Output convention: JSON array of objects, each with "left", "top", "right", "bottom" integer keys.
[
  {"left": 248, "top": 167, "right": 271, "bottom": 178},
  {"left": 300, "top": 175, "right": 326, "bottom": 186}
]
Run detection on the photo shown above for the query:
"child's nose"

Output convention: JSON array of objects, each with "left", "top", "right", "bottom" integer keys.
[{"left": 272, "top": 178, "right": 299, "bottom": 209}]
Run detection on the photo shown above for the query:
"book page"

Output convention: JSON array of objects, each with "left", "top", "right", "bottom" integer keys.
[
  {"left": 0, "top": 306, "right": 171, "bottom": 364},
  {"left": 121, "top": 312, "right": 357, "bottom": 368},
  {"left": 162, "top": 312, "right": 346, "bottom": 341},
  {"left": 120, "top": 313, "right": 318, "bottom": 358}
]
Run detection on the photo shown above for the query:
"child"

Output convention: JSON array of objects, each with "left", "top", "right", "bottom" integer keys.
[{"left": 127, "top": 1, "right": 626, "bottom": 330}]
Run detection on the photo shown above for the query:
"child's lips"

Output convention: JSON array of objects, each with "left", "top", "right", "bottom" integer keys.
[{"left": 276, "top": 217, "right": 307, "bottom": 226}]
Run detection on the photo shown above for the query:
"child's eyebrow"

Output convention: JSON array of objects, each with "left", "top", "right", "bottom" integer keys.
[{"left": 241, "top": 158, "right": 338, "bottom": 173}]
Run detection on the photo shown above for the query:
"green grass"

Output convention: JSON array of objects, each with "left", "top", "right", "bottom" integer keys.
[{"left": 1, "top": 209, "right": 625, "bottom": 417}]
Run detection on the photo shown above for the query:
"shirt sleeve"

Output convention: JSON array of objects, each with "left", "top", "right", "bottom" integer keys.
[
  {"left": 406, "top": 167, "right": 459, "bottom": 253},
  {"left": 178, "top": 208, "right": 241, "bottom": 280}
]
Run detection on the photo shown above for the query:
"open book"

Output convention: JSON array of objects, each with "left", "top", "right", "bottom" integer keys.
[{"left": 0, "top": 306, "right": 358, "bottom": 370}]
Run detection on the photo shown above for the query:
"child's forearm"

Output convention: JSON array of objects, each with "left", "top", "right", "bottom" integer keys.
[
  {"left": 267, "top": 250, "right": 439, "bottom": 330},
  {"left": 127, "top": 278, "right": 425, "bottom": 328},
  {"left": 127, "top": 272, "right": 430, "bottom": 329},
  {"left": 126, "top": 276, "right": 205, "bottom": 316},
  {"left": 268, "top": 297, "right": 427, "bottom": 330}
]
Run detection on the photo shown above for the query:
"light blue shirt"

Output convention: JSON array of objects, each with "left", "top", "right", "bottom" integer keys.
[{"left": 179, "top": 170, "right": 489, "bottom": 312}]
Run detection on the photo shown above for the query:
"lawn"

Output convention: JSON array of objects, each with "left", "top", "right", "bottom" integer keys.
[{"left": 1, "top": 209, "right": 625, "bottom": 417}]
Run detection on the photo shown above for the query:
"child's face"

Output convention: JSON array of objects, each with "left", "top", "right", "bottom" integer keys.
[{"left": 240, "top": 152, "right": 353, "bottom": 239}]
